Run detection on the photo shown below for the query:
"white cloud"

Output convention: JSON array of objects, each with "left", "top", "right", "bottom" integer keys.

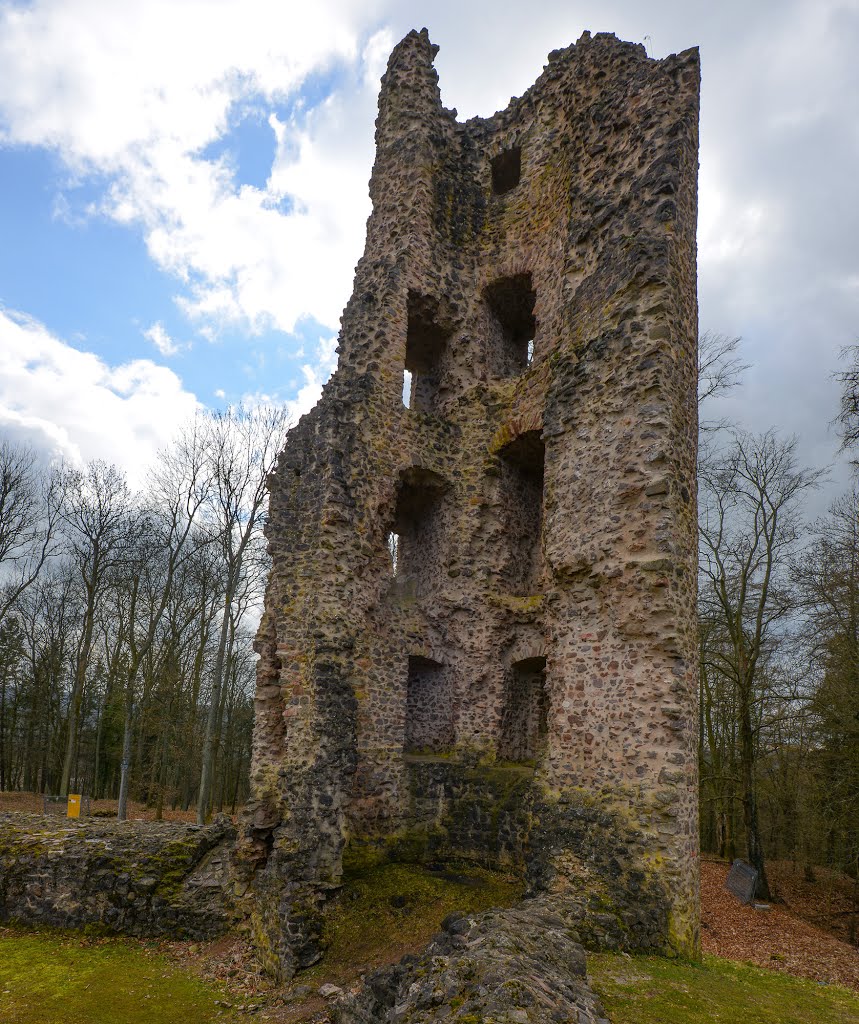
[
  {"left": 285, "top": 333, "right": 339, "bottom": 419},
  {"left": 0, "top": 308, "right": 199, "bottom": 487},
  {"left": 0, "top": 0, "right": 383, "bottom": 340},
  {"left": 361, "top": 27, "right": 395, "bottom": 88},
  {"left": 0, "top": 0, "right": 856, "bottom": 503},
  {"left": 0, "top": 0, "right": 364, "bottom": 161},
  {"left": 143, "top": 322, "right": 179, "bottom": 357}
]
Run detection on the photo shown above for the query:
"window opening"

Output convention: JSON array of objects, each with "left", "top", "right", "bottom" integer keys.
[
  {"left": 498, "top": 430, "right": 545, "bottom": 595},
  {"left": 387, "top": 531, "right": 400, "bottom": 575},
  {"left": 405, "top": 292, "right": 452, "bottom": 412},
  {"left": 390, "top": 467, "right": 448, "bottom": 594},
  {"left": 484, "top": 273, "right": 537, "bottom": 377},
  {"left": 404, "top": 655, "right": 453, "bottom": 753},
  {"left": 498, "top": 656, "right": 547, "bottom": 762},
  {"left": 402, "top": 369, "right": 413, "bottom": 409},
  {"left": 491, "top": 147, "right": 521, "bottom": 195}
]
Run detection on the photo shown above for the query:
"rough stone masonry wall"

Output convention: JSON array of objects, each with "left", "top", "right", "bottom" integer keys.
[
  {"left": 0, "top": 814, "right": 234, "bottom": 939},
  {"left": 237, "top": 28, "right": 700, "bottom": 982}
]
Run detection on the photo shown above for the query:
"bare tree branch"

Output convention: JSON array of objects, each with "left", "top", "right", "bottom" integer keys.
[{"left": 833, "top": 343, "right": 859, "bottom": 457}]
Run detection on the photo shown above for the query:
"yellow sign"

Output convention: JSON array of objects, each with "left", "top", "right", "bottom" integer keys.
[{"left": 67, "top": 794, "right": 81, "bottom": 818}]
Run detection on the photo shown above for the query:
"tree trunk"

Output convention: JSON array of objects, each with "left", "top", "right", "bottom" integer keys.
[
  {"left": 116, "top": 696, "right": 133, "bottom": 821},
  {"left": 0, "top": 666, "right": 7, "bottom": 792},
  {"left": 93, "top": 694, "right": 105, "bottom": 801},
  {"left": 197, "top": 584, "right": 233, "bottom": 825},
  {"left": 739, "top": 681, "right": 771, "bottom": 899},
  {"left": 60, "top": 605, "right": 95, "bottom": 796}
]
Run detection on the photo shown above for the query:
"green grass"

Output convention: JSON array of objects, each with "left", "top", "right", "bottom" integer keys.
[
  {"left": 5, "top": 901, "right": 856, "bottom": 1024},
  {"left": 0, "top": 864, "right": 524, "bottom": 1022},
  {"left": 0, "top": 929, "right": 246, "bottom": 1024},
  {"left": 588, "top": 953, "right": 859, "bottom": 1024}
]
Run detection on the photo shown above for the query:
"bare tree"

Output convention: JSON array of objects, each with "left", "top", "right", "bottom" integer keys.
[
  {"left": 196, "top": 405, "right": 289, "bottom": 825},
  {"left": 115, "top": 418, "right": 214, "bottom": 820},
  {"left": 13, "top": 566, "right": 76, "bottom": 793},
  {"left": 57, "top": 461, "right": 136, "bottom": 796},
  {"left": 698, "top": 331, "right": 748, "bottom": 409},
  {"left": 172, "top": 533, "right": 224, "bottom": 811},
  {"left": 698, "top": 612, "right": 740, "bottom": 860},
  {"left": 793, "top": 490, "right": 859, "bottom": 888},
  {"left": 698, "top": 430, "right": 822, "bottom": 897},
  {"left": 0, "top": 424, "right": 267, "bottom": 812},
  {"left": 0, "top": 439, "right": 60, "bottom": 629}
]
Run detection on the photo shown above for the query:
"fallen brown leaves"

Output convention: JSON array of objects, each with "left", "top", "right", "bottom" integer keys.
[
  {"left": 768, "top": 860, "right": 859, "bottom": 947},
  {"left": 0, "top": 790, "right": 236, "bottom": 823},
  {"left": 701, "top": 858, "right": 859, "bottom": 991},
  {"left": 164, "top": 934, "right": 272, "bottom": 1002}
]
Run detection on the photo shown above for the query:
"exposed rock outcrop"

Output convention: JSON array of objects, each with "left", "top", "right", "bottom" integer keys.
[{"left": 335, "top": 898, "right": 610, "bottom": 1024}]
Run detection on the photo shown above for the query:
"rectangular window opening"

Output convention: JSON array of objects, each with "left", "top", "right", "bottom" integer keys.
[
  {"left": 484, "top": 274, "right": 537, "bottom": 377},
  {"left": 491, "top": 147, "right": 522, "bottom": 196},
  {"left": 405, "top": 656, "right": 453, "bottom": 754},
  {"left": 390, "top": 467, "right": 448, "bottom": 596},
  {"left": 498, "top": 430, "right": 545, "bottom": 595},
  {"left": 498, "top": 656, "right": 547, "bottom": 763},
  {"left": 405, "top": 292, "right": 452, "bottom": 413}
]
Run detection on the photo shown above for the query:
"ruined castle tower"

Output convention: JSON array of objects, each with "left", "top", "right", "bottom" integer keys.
[{"left": 238, "top": 29, "right": 700, "bottom": 980}]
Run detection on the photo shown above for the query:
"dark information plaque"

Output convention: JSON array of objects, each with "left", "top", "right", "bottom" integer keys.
[{"left": 725, "top": 859, "right": 759, "bottom": 904}]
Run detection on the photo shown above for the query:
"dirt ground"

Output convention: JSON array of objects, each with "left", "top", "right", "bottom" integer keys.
[
  {"left": 701, "top": 857, "right": 859, "bottom": 991},
  {"left": 0, "top": 789, "right": 226, "bottom": 822}
]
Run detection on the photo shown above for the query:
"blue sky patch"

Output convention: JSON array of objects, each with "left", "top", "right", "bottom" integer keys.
[
  {"left": 0, "top": 146, "right": 180, "bottom": 362},
  {"left": 201, "top": 106, "right": 277, "bottom": 192}
]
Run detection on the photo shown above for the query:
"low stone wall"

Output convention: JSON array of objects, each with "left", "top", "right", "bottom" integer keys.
[{"left": 0, "top": 813, "right": 235, "bottom": 939}]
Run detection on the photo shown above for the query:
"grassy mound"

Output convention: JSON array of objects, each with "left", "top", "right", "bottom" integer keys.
[
  {"left": 5, "top": 874, "right": 856, "bottom": 1024},
  {"left": 588, "top": 952, "right": 859, "bottom": 1024}
]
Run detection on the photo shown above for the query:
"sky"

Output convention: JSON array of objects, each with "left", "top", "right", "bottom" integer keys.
[{"left": 0, "top": 0, "right": 857, "bottom": 503}]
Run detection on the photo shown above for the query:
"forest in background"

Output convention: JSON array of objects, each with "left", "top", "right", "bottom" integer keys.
[
  {"left": 0, "top": 405, "right": 289, "bottom": 825},
  {"left": 698, "top": 334, "right": 858, "bottom": 911},
  {"left": 0, "top": 336, "right": 857, "bottom": 912}
]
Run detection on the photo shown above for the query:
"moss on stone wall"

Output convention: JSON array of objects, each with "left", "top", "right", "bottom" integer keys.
[
  {"left": 304, "top": 862, "right": 523, "bottom": 988},
  {"left": 0, "top": 814, "right": 234, "bottom": 941}
]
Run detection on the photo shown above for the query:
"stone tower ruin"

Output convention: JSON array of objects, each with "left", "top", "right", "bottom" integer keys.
[{"left": 238, "top": 28, "right": 701, "bottom": 981}]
